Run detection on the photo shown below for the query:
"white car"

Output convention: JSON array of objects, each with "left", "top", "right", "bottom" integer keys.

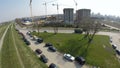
[{"left": 63, "top": 53, "right": 75, "bottom": 61}]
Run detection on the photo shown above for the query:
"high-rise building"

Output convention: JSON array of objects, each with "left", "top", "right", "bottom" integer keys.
[
  {"left": 63, "top": 8, "right": 74, "bottom": 24},
  {"left": 76, "top": 9, "right": 91, "bottom": 23}
]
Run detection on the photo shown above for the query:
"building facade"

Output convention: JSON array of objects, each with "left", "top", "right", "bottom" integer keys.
[
  {"left": 63, "top": 8, "right": 74, "bottom": 24},
  {"left": 76, "top": 9, "right": 91, "bottom": 23}
]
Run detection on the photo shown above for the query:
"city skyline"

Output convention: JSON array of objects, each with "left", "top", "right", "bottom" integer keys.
[{"left": 0, "top": 0, "right": 120, "bottom": 23}]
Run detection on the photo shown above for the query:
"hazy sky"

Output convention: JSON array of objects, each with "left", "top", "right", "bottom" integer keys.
[{"left": 0, "top": 0, "right": 120, "bottom": 23}]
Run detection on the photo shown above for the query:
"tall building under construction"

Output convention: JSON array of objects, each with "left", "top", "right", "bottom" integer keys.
[
  {"left": 63, "top": 8, "right": 74, "bottom": 24},
  {"left": 76, "top": 9, "right": 91, "bottom": 23}
]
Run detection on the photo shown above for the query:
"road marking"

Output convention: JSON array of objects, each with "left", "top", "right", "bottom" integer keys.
[{"left": 11, "top": 24, "right": 25, "bottom": 68}]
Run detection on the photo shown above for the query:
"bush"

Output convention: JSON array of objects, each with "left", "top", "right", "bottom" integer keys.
[{"left": 74, "top": 29, "right": 83, "bottom": 34}]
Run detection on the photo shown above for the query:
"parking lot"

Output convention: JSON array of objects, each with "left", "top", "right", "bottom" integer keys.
[{"left": 20, "top": 30, "right": 88, "bottom": 68}]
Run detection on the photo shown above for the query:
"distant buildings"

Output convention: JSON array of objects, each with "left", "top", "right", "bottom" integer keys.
[
  {"left": 63, "top": 8, "right": 74, "bottom": 24},
  {"left": 76, "top": 9, "right": 91, "bottom": 23}
]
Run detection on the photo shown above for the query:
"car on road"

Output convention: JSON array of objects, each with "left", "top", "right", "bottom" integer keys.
[
  {"left": 26, "top": 31, "right": 31, "bottom": 35},
  {"left": 35, "top": 49, "right": 42, "bottom": 54},
  {"left": 63, "top": 53, "right": 75, "bottom": 61},
  {"left": 45, "top": 43, "right": 53, "bottom": 47},
  {"left": 75, "top": 56, "right": 85, "bottom": 65},
  {"left": 32, "top": 35, "right": 38, "bottom": 40},
  {"left": 25, "top": 40, "right": 31, "bottom": 45},
  {"left": 112, "top": 44, "right": 117, "bottom": 49},
  {"left": 40, "top": 54, "right": 48, "bottom": 63},
  {"left": 116, "top": 49, "right": 120, "bottom": 55},
  {"left": 49, "top": 63, "right": 57, "bottom": 68},
  {"left": 48, "top": 46, "right": 56, "bottom": 52},
  {"left": 37, "top": 38, "right": 43, "bottom": 43}
]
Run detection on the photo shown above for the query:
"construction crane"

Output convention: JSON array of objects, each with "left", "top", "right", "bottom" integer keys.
[
  {"left": 52, "top": 3, "right": 59, "bottom": 21},
  {"left": 43, "top": 0, "right": 57, "bottom": 18},
  {"left": 29, "top": 0, "right": 33, "bottom": 22},
  {"left": 73, "top": 0, "right": 78, "bottom": 11}
]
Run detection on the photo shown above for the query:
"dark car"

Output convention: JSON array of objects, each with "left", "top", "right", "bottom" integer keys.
[
  {"left": 37, "top": 38, "right": 43, "bottom": 43},
  {"left": 40, "top": 54, "right": 48, "bottom": 63},
  {"left": 112, "top": 44, "right": 117, "bottom": 49},
  {"left": 45, "top": 43, "right": 53, "bottom": 47},
  {"left": 75, "top": 56, "right": 85, "bottom": 65},
  {"left": 48, "top": 46, "right": 56, "bottom": 52},
  {"left": 116, "top": 50, "right": 120, "bottom": 55},
  {"left": 25, "top": 40, "right": 31, "bottom": 45},
  {"left": 49, "top": 63, "right": 57, "bottom": 68},
  {"left": 23, "top": 38, "right": 27, "bottom": 42},
  {"left": 35, "top": 49, "right": 42, "bottom": 54}
]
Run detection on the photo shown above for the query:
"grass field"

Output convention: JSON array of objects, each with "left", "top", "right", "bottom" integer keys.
[
  {"left": 1, "top": 24, "right": 47, "bottom": 68},
  {"left": 32, "top": 32, "right": 120, "bottom": 68},
  {"left": 0, "top": 24, "right": 9, "bottom": 38}
]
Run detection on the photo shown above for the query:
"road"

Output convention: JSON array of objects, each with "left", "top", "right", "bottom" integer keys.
[
  {"left": 16, "top": 24, "right": 120, "bottom": 67},
  {"left": 18, "top": 26, "right": 120, "bottom": 51}
]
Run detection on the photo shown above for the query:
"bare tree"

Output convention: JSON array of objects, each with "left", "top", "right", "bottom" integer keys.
[
  {"left": 79, "top": 18, "right": 101, "bottom": 43},
  {"left": 49, "top": 16, "right": 58, "bottom": 34}
]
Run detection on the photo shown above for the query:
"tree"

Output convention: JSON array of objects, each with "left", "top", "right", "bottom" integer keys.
[
  {"left": 49, "top": 16, "right": 58, "bottom": 34},
  {"left": 79, "top": 18, "right": 101, "bottom": 43}
]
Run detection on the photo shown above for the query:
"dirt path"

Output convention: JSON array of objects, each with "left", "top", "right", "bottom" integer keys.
[
  {"left": 11, "top": 25, "right": 25, "bottom": 68},
  {"left": 0, "top": 24, "right": 11, "bottom": 68}
]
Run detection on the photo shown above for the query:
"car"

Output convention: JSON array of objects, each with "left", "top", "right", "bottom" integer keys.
[
  {"left": 49, "top": 63, "right": 57, "bottom": 68},
  {"left": 26, "top": 31, "right": 31, "bottom": 35},
  {"left": 37, "top": 38, "right": 43, "bottom": 43},
  {"left": 116, "top": 50, "right": 120, "bottom": 55},
  {"left": 75, "top": 56, "right": 85, "bottom": 65},
  {"left": 112, "top": 44, "right": 117, "bottom": 49},
  {"left": 63, "top": 53, "right": 75, "bottom": 61},
  {"left": 40, "top": 54, "right": 48, "bottom": 63},
  {"left": 35, "top": 49, "right": 42, "bottom": 54},
  {"left": 25, "top": 40, "right": 31, "bottom": 45},
  {"left": 45, "top": 43, "right": 53, "bottom": 47},
  {"left": 32, "top": 35, "right": 38, "bottom": 40},
  {"left": 48, "top": 46, "right": 56, "bottom": 52},
  {"left": 23, "top": 38, "right": 27, "bottom": 42}
]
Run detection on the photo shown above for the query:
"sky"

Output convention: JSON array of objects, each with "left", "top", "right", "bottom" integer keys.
[{"left": 0, "top": 0, "right": 120, "bottom": 23}]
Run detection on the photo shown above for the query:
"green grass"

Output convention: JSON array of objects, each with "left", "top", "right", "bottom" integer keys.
[
  {"left": 1, "top": 24, "right": 47, "bottom": 68},
  {"left": 32, "top": 32, "right": 120, "bottom": 68},
  {"left": 12, "top": 25, "right": 47, "bottom": 68},
  {"left": 1, "top": 26, "right": 22, "bottom": 68},
  {"left": 0, "top": 24, "right": 9, "bottom": 38}
]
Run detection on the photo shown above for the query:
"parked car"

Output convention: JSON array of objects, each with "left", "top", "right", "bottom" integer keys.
[
  {"left": 32, "top": 35, "right": 38, "bottom": 40},
  {"left": 26, "top": 31, "right": 31, "bottom": 35},
  {"left": 75, "top": 56, "right": 85, "bottom": 65},
  {"left": 37, "top": 38, "right": 43, "bottom": 43},
  {"left": 40, "top": 54, "right": 48, "bottom": 63},
  {"left": 116, "top": 50, "right": 120, "bottom": 55},
  {"left": 48, "top": 46, "right": 56, "bottom": 52},
  {"left": 112, "top": 44, "right": 117, "bottom": 49},
  {"left": 49, "top": 63, "right": 57, "bottom": 68},
  {"left": 45, "top": 43, "right": 53, "bottom": 47},
  {"left": 23, "top": 38, "right": 27, "bottom": 42},
  {"left": 35, "top": 49, "right": 42, "bottom": 54},
  {"left": 63, "top": 53, "right": 75, "bottom": 61},
  {"left": 25, "top": 40, "right": 31, "bottom": 45}
]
